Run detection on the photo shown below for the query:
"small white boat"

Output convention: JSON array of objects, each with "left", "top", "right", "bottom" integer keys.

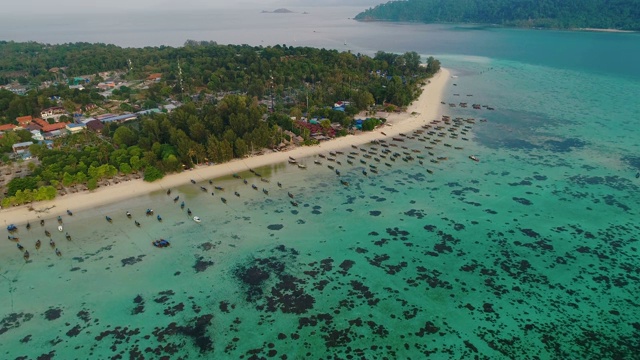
[
  {"left": 193, "top": 216, "right": 201, "bottom": 223},
  {"left": 57, "top": 225, "right": 63, "bottom": 232}
]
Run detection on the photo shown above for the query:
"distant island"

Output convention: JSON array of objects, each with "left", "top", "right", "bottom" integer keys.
[
  {"left": 354, "top": 0, "right": 640, "bottom": 31},
  {"left": 261, "top": 8, "right": 294, "bottom": 14}
]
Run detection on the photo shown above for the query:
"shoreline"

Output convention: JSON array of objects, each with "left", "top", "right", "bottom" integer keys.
[
  {"left": 574, "top": 27, "right": 636, "bottom": 33},
  {"left": 1, "top": 67, "right": 450, "bottom": 224}
]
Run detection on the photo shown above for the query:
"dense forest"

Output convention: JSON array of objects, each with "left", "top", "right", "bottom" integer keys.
[
  {"left": 354, "top": 0, "right": 640, "bottom": 31},
  {"left": 0, "top": 41, "right": 441, "bottom": 207}
]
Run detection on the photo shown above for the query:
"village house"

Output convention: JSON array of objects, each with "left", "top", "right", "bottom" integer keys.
[
  {"left": 3, "top": 84, "right": 28, "bottom": 95},
  {"left": 40, "top": 107, "right": 66, "bottom": 119},
  {"left": 85, "top": 119, "right": 105, "bottom": 132},
  {"left": 30, "top": 129, "right": 44, "bottom": 141},
  {"left": 0, "top": 124, "right": 17, "bottom": 133},
  {"left": 66, "top": 123, "right": 86, "bottom": 134},
  {"left": 41, "top": 122, "right": 68, "bottom": 133},
  {"left": 147, "top": 73, "right": 162, "bottom": 82},
  {"left": 12, "top": 141, "right": 33, "bottom": 155},
  {"left": 16, "top": 115, "right": 33, "bottom": 128},
  {"left": 97, "top": 81, "right": 116, "bottom": 90}
]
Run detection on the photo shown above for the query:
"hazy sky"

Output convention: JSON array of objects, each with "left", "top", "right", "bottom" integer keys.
[{"left": 5, "top": 0, "right": 381, "bottom": 15}]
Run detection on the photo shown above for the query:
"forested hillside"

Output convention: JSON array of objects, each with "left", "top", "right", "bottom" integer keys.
[{"left": 355, "top": 0, "right": 640, "bottom": 30}]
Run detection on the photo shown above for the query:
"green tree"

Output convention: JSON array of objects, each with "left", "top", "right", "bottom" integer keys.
[
  {"left": 143, "top": 165, "right": 164, "bottom": 182},
  {"left": 119, "top": 163, "right": 132, "bottom": 174},
  {"left": 112, "top": 126, "right": 138, "bottom": 147}
]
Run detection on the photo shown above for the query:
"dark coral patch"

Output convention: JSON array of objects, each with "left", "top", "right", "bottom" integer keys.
[
  {"left": 512, "top": 197, "right": 533, "bottom": 206},
  {"left": 404, "top": 209, "right": 426, "bottom": 219},
  {"left": 520, "top": 228, "right": 540, "bottom": 238},
  {"left": 369, "top": 210, "right": 382, "bottom": 217},
  {"left": 415, "top": 321, "right": 440, "bottom": 337},
  {"left": 544, "top": 137, "right": 586, "bottom": 153},
  {"left": 121, "top": 255, "right": 145, "bottom": 267},
  {"left": 194, "top": 257, "right": 215, "bottom": 273},
  {"left": 44, "top": 308, "right": 62, "bottom": 321}
]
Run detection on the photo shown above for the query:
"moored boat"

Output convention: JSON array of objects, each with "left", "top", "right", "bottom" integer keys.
[
  {"left": 106, "top": 216, "right": 113, "bottom": 223},
  {"left": 58, "top": 225, "right": 63, "bottom": 232},
  {"left": 153, "top": 239, "right": 171, "bottom": 248},
  {"left": 469, "top": 155, "right": 480, "bottom": 162},
  {"left": 193, "top": 216, "right": 201, "bottom": 223}
]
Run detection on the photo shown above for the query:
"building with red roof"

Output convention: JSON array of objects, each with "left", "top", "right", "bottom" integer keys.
[
  {"left": 31, "top": 118, "right": 50, "bottom": 131},
  {"left": 41, "top": 122, "right": 68, "bottom": 133},
  {"left": 16, "top": 115, "right": 33, "bottom": 127},
  {"left": 0, "top": 124, "right": 17, "bottom": 132}
]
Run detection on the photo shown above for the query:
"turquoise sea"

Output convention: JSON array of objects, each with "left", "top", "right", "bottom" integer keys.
[{"left": 2, "top": 7, "right": 640, "bottom": 359}]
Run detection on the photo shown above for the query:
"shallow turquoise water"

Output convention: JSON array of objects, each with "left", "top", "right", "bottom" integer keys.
[{"left": 2, "top": 30, "right": 640, "bottom": 360}]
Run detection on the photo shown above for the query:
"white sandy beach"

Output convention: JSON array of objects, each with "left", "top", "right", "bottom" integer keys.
[{"left": 1, "top": 68, "right": 450, "bottom": 224}]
